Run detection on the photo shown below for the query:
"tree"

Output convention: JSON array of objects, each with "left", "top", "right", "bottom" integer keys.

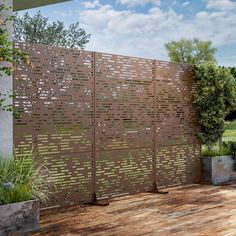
[
  {"left": 165, "top": 38, "right": 217, "bottom": 65},
  {"left": 193, "top": 62, "right": 236, "bottom": 150},
  {"left": 13, "top": 12, "right": 90, "bottom": 49}
]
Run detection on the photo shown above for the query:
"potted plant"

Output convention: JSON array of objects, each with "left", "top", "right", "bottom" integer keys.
[
  {"left": 202, "top": 148, "right": 234, "bottom": 185},
  {"left": 0, "top": 151, "right": 53, "bottom": 235},
  {"left": 192, "top": 63, "right": 236, "bottom": 185}
]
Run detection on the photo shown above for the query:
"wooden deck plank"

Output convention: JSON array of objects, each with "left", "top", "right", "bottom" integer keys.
[{"left": 34, "top": 183, "right": 236, "bottom": 236}]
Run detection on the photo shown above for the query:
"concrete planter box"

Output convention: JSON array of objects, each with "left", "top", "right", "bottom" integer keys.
[
  {"left": 203, "top": 155, "right": 236, "bottom": 185},
  {"left": 0, "top": 199, "right": 39, "bottom": 235}
]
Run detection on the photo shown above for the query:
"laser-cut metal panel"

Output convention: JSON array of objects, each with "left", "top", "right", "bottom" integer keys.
[
  {"left": 14, "top": 43, "right": 94, "bottom": 206},
  {"left": 156, "top": 145, "right": 201, "bottom": 188},
  {"left": 155, "top": 61, "right": 201, "bottom": 188},
  {"left": 95, "top": 102, "right": 154, "bottom": 151},
  {"left": 14, "top": 43, "right": 93, "bottom": 102},
  {"left": 95, "top": 53, "right": 154, "bottom": 103},
  {"left": 96, "top": 148, "right": 154, "bottom": 198},
  {"left": 14, "top": 100, "right": 93, "bottom": 155},
  {"left": 14, "top": 42, "right": 202, "bottom": 206},
  {"left": 155, "top": 61, "right": 199, "bottom": 146},
  {"left": 156, "top": 103, "right": 198, "bottom": 146},
  {"left": 42, "top": 152, "right": 93, "bottom": 207},
  {"left": 95, "top": 53, "right": 155, "bottom": 198}
]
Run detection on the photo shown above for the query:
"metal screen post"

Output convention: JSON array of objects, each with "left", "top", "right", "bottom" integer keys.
[
  {"left": 92, "top": 51, "right": 96, "bottom": 201},
  {"left": 91, "top": 52, "right": 109, "bottom": 205},
  {"left": 150, "top": 60, "right": 168, "bottom": 194},
  {"left": 153, "top": 60, "right": 157, "bottom": 190}
]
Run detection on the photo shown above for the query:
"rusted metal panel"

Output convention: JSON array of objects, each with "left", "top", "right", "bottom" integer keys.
[
  {"left": 43, "top": 152, "right": 93, "bottom": 206},
  {"left": 95, "top": 53, "right": 154, "bottom": 103},
  {"left": 96, "top": 148, "right": 154, "bottom": 198},
  {"left": 155, "top": 61, "right": 201, "bottom": 188},
  {"left": 95, "top": 52, "right": 155, "bottom": 198},
  {"left": 14, "top": 100, "right": 94, "bottom": 155},
  {"left": 14, "top": 42, "right": 201, "bottom": 207},
  {"left": 156, "top": 144, "right": 201, "bottom": 187},
  {"left": 14, "top": 43, "right": 94, "bottom": 206},
  {"left": 14, "top": 43, "right": 94, "bottom": 102}
]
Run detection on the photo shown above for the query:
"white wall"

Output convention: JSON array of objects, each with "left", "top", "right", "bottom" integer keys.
[{"left": 0, "top": 0, "right": 13, "bottom": 158}]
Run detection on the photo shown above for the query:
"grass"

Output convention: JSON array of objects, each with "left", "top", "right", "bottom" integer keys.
[
  {"left": 202, "top": 120, "right": 236, "bottom": 157},
  {"left": 201, "top": 145, "right": 231, "bottom": 157},
  {"left": 223, "top": 120, "right": 236, "bottom": 140},
  {"left": 0, "top": 151, "right": 53, "bottom": 205}
]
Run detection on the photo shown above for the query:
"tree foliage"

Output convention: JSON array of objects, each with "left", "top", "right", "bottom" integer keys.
[
  {"left": 0, "top": 3, "right": 28, "bottom": 76},
  {"left": 193, "top": 62, "right": 236, "bottom": 149},
  {"left": 14, "top": 12, "right": 90, "bottom": 49},
  {"left": 165, "top": 38, "right": 217, "bottom": 65}
]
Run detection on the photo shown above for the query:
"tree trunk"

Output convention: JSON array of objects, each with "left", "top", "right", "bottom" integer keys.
[
  {"left": 219, "top": 135, "right": 223, "bottom": 152},
  {"left": 207, "top": 145, "right": 213, "bottom": 152}
]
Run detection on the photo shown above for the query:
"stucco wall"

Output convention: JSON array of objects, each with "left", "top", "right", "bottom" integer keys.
[{"left": 0, "top": 0, "right": 13, "bottom": 158}]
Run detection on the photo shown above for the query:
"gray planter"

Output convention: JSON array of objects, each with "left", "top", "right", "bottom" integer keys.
[
  {"left": 0, "top": 199, "right": 39, "bottom": 235},
  {"left": 203, "top": 155, "right": 236, "bottom": 185}
]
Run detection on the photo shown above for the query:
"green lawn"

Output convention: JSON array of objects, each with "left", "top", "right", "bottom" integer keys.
[{"left": 223, "top": 120, "right": 236, "bottom": 140}]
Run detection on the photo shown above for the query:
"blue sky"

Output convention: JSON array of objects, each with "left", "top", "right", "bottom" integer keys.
[{"left": 18, "top": 0, "right": 236, "bottom": 66}]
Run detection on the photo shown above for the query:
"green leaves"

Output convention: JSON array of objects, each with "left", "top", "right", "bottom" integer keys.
[
  {"left": 13, "top": 11, "right": 91, "bottom": 49},
  {"left": 165, "top": 38, "right": 217, "bottom": 65},
  {"left": 0, "top": 151, "right": 53, "bottom": 205},
  {"left": 193, "top": 62, "right": 236, "bottom": 148},
  {"left": 0, "top": 2, "right": 29, "bottom": 116},
  {"left": 223, "top": 140, "right": 236, "bottom": 159}
]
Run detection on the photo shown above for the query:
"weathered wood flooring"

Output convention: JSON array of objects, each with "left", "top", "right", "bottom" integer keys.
[{"left": 34, "top": 183, "right": 236, "bottom": 236}]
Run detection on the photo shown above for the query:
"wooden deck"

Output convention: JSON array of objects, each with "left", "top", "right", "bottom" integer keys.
[{"left": 34, "top": 183, "right": 236, "bottom": 236}]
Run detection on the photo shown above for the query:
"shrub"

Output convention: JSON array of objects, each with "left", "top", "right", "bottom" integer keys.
[
  {"left": 193, "top": 62, "right": 236, "bottom": 150},
  {"left": 0, "top": 151, "right": 53, "bottom": 205},
  {"left": 223, "top": 140, "right": 236, "bottom": 159},
  {"left": 201, "top": 145, "right": 230, "bottom": 157}
]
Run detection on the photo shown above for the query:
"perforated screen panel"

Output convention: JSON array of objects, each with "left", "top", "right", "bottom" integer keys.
[
  {"left": 14, "top": 43, "right": 94, "bottom": 206},
  {"left": 95, "top": 53, "right": 154, "bottom": 198},
  {"left": 14, "top": 43, "right": 201, "bottom": 207},
  {"left": 155, "top": 61, "right": 201, "bottom": 188}
]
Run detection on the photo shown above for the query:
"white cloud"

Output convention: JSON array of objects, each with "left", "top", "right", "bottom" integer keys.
[
  {"left": 117, "top": 0, "right": 161, "bottom": 7},
  {"left": 82, "top": 0, "right": 101, "bottom": 9},
  {"left": 182, "top": 1, "right": 190, "bottom": 7},
  {"left": 80, "top": 4, "right": 183, "bottom": 58},
  {"left": 206, "top": 0, "right": 236, "bottom": 11},
  {"left": 79, "top": 2, "right": 236, "bottom": 66},
  {"left": 196, "top": 10, "right": 236, "bottom": 46}
]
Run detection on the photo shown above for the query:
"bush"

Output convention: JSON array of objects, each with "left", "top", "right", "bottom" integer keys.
[
  {"left": 223, "top": 140, "right": 236, "bottom": 159},
  {"left": 193, "top": 62, "right": 236, "bottom": 150},
  {"left": 201, "top": 145, "right": 231, "bottom": 157},
  {"left": 0, "top": 151, "right": 53, "bottom": 205}
]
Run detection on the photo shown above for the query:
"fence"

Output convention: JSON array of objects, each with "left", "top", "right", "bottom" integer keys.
[{"left": 14, "top": 42, "right": 201, "bottom": 207}]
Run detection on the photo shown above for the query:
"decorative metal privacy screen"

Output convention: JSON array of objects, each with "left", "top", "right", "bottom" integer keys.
[{"left": 14, "top": 42, "right": 201, "bottom": 207}]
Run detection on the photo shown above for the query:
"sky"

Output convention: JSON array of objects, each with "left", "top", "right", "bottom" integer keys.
[{"left": 17, "top": 0, "right": 236, "bottom": 66}]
